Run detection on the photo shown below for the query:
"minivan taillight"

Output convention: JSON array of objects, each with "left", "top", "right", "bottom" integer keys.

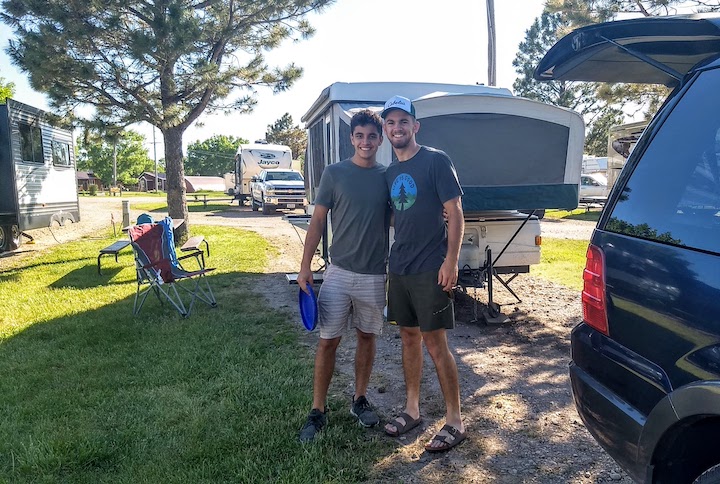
[{"left": 582, "top": 244, "right": 608, "bottom": 335}]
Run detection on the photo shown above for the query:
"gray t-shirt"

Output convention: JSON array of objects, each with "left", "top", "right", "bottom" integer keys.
[
  {"left": 315, "top": 159, "right": 390, "bottom": 275},
  {"left": 386, "top": 146, "right": 463, "bottom": 275}
]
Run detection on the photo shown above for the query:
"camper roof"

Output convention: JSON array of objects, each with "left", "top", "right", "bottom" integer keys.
[
  {"left": 236, "top": 142, "right": 291, "bottom": 154},
  {"left": 301, "top": 82, "right": 512, "bottom": 125}
]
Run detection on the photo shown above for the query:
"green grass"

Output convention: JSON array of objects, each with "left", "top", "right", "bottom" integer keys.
[
  {"left": 133, "top": 197, "right": 235, "bottom": 215},
  {"left": 0, "top": 226, "right": 392, "bottom": 483},
  {"left": 532, "top": 237, "right": 589, "bottom": 291},
  {"left": 544, "top": 209, "right": 601, "bottom": 222}
]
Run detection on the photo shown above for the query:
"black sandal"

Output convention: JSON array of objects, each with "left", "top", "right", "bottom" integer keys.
[
  {"left": 425, "top": 424, "right": 466, "bottom": 452},
  {"left": 384, "top": 412, "right": 422, "bottom": 437}
]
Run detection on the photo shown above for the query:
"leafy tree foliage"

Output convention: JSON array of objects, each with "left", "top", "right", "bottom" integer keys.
[
  {"left": 513, "top": 12, "right": 609, "bottom": 153},
  {"left": 546, "top": 0, "right": 720, "bottom": 26},
  {"left": 265, "top": 113, "right": 307, "bottom": 160},
  {"left": 584, "top": 107, "right": 623, "bottom": 156},
  {"left": 543, "top": 0, "right": 717, "bottom": 134},
  {"left": 1, "top": 0, "right": 333, "bottom": 236},
  {"left": 77, "top": 129, "right": 154, "bottom": 187},
  {"left": 186, "top": 134, "right": 246, "bottom": 177},
  {"left": 0, "top": 77, "right": 15, "bottom": 103}
]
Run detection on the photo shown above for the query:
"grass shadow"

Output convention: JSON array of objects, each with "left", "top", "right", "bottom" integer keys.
[{"left": 50, "top": 264, "right": 127, "bottom": 289}]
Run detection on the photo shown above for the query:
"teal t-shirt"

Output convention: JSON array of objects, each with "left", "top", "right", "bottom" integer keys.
[
  {"left": 386, "top": 146, "right": 463, "bottom": 275},
  {"left": 315, "top": 159, "right": 390, "bottom": 275}
]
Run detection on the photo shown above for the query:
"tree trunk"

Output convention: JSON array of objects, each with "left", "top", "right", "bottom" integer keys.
[{"left": 163, "top": 126, "right": 189, "bottom": 241}]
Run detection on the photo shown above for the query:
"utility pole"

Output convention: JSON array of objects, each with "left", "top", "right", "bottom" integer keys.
[
  {"left": 112, "top": 141, "right": 118, "bottom": 187},
  {"left": 152, "top": 126, "right": 159, "bottom": 192},
  {"left": 487, "top": 0, "right": 497, "bottom": 86}
]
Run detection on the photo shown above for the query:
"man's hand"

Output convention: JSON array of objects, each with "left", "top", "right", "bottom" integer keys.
[
  {"left": 297, "top": 268, "right": 313, "bottom": 295},
  {"left": 437, "top": 258, "right": 458, "bottom": 292}
]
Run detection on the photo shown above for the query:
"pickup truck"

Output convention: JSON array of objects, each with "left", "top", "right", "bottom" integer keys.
[{"left": 250, "top": 169, "right": 307, "bottom": 215}]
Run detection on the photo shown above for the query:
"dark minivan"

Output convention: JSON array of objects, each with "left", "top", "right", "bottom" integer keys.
[{"left": 536, "top": 15, "right": 720, "bottom": 484}]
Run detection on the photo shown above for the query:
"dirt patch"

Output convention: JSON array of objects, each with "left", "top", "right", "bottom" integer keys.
[{"left": 4, "top": 197, "right": 629, "bottom": 483}]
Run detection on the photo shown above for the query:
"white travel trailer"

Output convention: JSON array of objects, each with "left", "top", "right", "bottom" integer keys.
[
  {"left": 0, "top": 99, "right": 79, "bottom": 252},
  {"left": 301, "top": 82, "right": 584, "bottom": 320},
  {"left": 607, "top": 121, "right": 647, "bottom": 191},
  {"left": 230, "top": 141, "right": 293, "bottom": 203}
]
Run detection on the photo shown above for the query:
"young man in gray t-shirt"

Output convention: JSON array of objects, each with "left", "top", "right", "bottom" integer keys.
[{"left": 297, "top": 110, "right": 390, "bottom": 443}]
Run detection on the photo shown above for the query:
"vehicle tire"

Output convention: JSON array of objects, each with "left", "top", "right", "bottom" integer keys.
[
  {"left": 251, "top": 198, "right": 259, "bottom": 212},
  {"left": 0, "top": 224, "right": 20, "bottom": 252},
  {"left": 694, "top": 463, "right": 720, "bottom": 483},
  {"left": 261, "top": 197, "right": 273, "bottom": 215}
]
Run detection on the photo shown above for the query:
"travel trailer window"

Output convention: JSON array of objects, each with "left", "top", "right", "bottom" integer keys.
[
  {"left": 19, "top": 123, "right": 44, "bottom": 163},
  {"left": 339, "top": 120, "right": 353, "bottom": 161},
  {"left": 51, "top": 141, "right": 72, "bottom": 167}
]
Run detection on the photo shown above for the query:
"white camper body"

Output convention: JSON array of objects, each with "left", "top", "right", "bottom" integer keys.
[
  {"left": 607, "top": 121, "right": 647, "bottom": 192},
  {"left": 0, "top": 99, "right": 79, "bottom": 252},
  {"left": 231, "top": 142, "right": 293, "bottom": 202},
  {"left": 301, "top": 82, "right": 584, "bottom": 283}
]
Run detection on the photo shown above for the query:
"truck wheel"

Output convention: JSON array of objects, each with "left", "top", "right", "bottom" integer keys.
[
  {"left": 251, "top": 198, "right": 259, "bottom": 211},
  {"left": 0, "top": 224, "right": 20, "bottom": 252},
  {"left": 694, "top": 462, "right": 720, "bottom": 483},
  {"left": 261, "top": 198, "right": 273, "bottom": 215}
]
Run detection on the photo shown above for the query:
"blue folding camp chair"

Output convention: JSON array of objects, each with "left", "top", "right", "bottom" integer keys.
[{"left": 128, "top": 217, "right": 217, "bottom": 317}]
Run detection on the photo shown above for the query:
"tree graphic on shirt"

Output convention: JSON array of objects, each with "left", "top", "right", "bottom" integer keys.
[{"left": 398, "top": 182, "right": 409, "bottom": 210}]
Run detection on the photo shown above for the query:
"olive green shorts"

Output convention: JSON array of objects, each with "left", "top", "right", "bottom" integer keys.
[{"left": 387, "top": 270, "right": 455, "bottom": 332}]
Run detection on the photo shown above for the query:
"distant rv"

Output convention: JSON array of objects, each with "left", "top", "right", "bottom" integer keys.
[
  {"left": 229, "top": 142, "right": 293, "bottom": 204},
  {"left": 0, "top": 99, "right": 79, "bottom": 252}
]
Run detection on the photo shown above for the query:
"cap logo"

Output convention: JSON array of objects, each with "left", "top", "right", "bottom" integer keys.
[{"left": 381, "top": 95, "right": 415, "bottom": 119}]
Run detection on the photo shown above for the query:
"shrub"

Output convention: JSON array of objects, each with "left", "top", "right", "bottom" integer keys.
[{"left": 88, "top": 185, "right": 98, "bottom": 196}]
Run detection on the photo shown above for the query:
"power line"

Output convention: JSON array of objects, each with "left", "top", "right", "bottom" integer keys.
[{"left": 186, "top": 149, "right": 236, "bottom": 160}]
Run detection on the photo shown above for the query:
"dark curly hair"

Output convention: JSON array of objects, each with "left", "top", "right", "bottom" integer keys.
[{"left": 350, "top": 109, "right": 383, "bottom": 136}]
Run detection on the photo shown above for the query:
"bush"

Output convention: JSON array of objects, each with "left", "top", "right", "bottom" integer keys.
[{"left": 88, "top": 185, "right": 98, "bottom": 196}]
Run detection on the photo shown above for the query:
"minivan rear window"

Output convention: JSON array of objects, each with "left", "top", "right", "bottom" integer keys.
[{"left": 606, "top": 68, "right": 720, "bottom": 254}]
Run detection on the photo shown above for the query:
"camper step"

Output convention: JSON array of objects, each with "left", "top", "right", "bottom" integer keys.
[{"left": 98, "top": 240, "right": 132, "bottom": 275}]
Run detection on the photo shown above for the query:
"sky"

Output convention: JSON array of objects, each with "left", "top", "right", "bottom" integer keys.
[{"left": 0, "top": 0, "right": 547, "bottom": 159}]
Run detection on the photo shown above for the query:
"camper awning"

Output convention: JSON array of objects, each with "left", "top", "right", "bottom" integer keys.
[{"left": 534, "top": 14, "right": 720, "bottom": 87}]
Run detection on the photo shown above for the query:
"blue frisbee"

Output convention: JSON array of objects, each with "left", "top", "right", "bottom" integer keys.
[{"left": 298, "top": 283, "right": 318, "bottom": 331}]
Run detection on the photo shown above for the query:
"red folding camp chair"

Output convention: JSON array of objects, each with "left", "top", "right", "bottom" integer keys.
[{"left": 128, "top": 217, "right": 217, "bottom": 317}]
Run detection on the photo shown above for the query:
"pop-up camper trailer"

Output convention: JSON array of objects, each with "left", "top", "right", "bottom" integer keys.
[
  {"left": 300, "top": 82, "right": 584, "bottom": 320},
  {"left": 0, "top": 99, "right": 79, "bottom": 252}
]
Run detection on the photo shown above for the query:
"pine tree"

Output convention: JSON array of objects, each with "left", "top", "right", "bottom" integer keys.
[
  {"left": 1, "top": 0, "right": 333, "bottom": 237},
  {"left": 265, "top": 113, "right": 307, "bottom": 162},
  {"left": 397, "top": 183, "right": 408, "bottom": 210}
]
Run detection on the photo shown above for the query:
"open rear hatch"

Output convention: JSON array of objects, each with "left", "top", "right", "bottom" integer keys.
[{"left": 534, "top": 14, "right": 720, "bottom": 86}]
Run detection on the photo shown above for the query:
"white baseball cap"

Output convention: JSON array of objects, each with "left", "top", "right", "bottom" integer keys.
[{"left": 381, "top": 95, "right": 416, "bottom": 119}]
